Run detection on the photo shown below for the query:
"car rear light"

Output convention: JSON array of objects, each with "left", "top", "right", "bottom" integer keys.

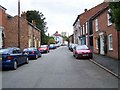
[
  {"left": 24, "top": 52, "right": 29, "bottom": 55},
  {"left": 6, "top": 56, "right": 13, "bottom": 60},
  {"left": 82, "top": 52, "right": 86, "bottom": 54},
  {"left": 32, "top": 51, "right": 35, "bottom": 54}
]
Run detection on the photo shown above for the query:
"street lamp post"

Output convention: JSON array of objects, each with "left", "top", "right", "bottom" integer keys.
[{"left": 18, "top": 0, "right": 20, "bottom": 48}]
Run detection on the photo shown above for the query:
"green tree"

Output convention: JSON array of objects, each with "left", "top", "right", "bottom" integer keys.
[
  {"left": 109, "top": 2, "right": 120, "bottom": 31},
  {"left": 25, "top": 10, "right": 48, "bottom": 44},
  {"left": 109, "top": 2, "right": 120, "bottom": 60},
  {"left": 47, "top": 37, "right": 55, "bottom": 45}
]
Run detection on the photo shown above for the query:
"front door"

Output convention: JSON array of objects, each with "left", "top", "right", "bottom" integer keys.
[{"left": 99, "top": 33, "right": 104, "bottom": 55}]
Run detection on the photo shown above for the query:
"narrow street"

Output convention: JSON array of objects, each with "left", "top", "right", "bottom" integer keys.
[{"left": 2, "top": 46, "right": 118, "bottom": 88}]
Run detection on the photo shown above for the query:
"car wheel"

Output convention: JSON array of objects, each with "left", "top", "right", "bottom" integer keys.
[
  {"left": 25, "top": 57, "right": 29, "bottom": 64},
  {"left": 73, "top": 54, "right": 75, "bottom": 57},
  {"left": 90, "top": 55, "right": 93, "bottom": 59},
  {"left": 13, "top": 61, "right": 17, "bottom": 70},
  {"left": 75, "top": 54, "right": 78, "bottom": 59},
  {"left": 35, "top": 55, "right": 38, "bottom": 59}
]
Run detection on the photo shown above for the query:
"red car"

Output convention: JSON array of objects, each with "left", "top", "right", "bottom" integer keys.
[
  {"left": 38, "top": 45, "right": 49, "bottom": 53},
  {"left": 73, "top": 45, "right": 93, "bottom": 59}
]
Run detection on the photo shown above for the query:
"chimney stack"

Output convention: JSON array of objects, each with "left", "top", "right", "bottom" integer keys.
[{"left": 21, "top": 11, "right": 26, "bottom": 19}]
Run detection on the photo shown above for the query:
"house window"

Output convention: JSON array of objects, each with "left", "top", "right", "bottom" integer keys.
[
  {"left": 95, "top": 19, "right": 98, "bottom": 31},
  {"left": 96, "top": 39, "right": 98, "bottom": 49},
  {"left": 108, "top": 34, "right": 113, "bottom": 50},
  {"left": 86, "top": 35, "right": 88, "bottom": 46},
  {"left": 107, "top": 14, "right": 112, "bottom": 26},
  {"left": 83, "top": 25, "right": 85, "bottom": 35},
  {"left": 86, "top": 22, "right": 88, "bottom": 34},
  {"left": 107, "top": 9, "right": 112, "bottom": 26}
]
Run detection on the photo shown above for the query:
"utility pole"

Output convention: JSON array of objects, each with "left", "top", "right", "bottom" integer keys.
[{"left": 18, "top": 0, "right": 20, "bottom": 48}]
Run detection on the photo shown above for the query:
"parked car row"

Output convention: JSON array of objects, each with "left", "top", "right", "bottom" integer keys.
[
  {"left": 38, "top": 44, "right": 60, "bottom": 53},
  {"left": 0, "top": 47, "right": 43, "bottom": 70},
  {"left": 0, "top": 44, "right": 61, "bottom": 70},
  {"left": 68, "top": 44, "right": 93, "bottom": 59}
]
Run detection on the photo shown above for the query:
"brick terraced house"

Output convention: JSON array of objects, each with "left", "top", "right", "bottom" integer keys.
[
  {"left": 91, "top": 6, "right": 119, "bottom": 59},
  {"left": 73, "top": 2, "right": 119, "bottom": 59},
  {"left": 73, "top": 2, "right": 108, "bottom": 49},
  {"left": 5, "top": 15, "right": 41, "bottom": 49}
]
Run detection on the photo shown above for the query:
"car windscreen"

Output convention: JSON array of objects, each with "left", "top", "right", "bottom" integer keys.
[
  {"left": 23, "top": 48, "right": 36, "bottom": 51},
  {"left": 50, "top": 44, "right": 54, "bottom": 46},
  {"left": 41, "top": 45, "right": 47, "bottom": 48},
  {"left": 72, "top": 44, "right": 77, "bottom": 48},
  {"left": 0, "top": 49, "right": 10, "bottom": 54},
  {"left": 76, "top": 45, "right": 89, "bottom": 50}
]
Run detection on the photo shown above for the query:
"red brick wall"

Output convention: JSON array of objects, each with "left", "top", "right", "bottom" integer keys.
[
  {"left": 93, "top": 9, "right": 118, "bottom": 59},
  {"left": 20, "top": 17, "right": 29, "bottom": 49},
  {"left": 0, "top": 6, "right": 7, "bottom": 48},
  {"left": 79, "top": 2, "right": 108, "bottom": 26},
  {"left": 0, "top": 8, "right": 7, "bottom": 29},
  {"left": 5, "top": 16, "right": 29, "bottom": 49},
  {"left": 5, "top": 16, "right": 18, "bottom": 48},
  {"left": 0, "top": 8, "right": 2, "bottom": 26},
  {"left": 5, "top": 16, "right": 41, "bottom": 49}
]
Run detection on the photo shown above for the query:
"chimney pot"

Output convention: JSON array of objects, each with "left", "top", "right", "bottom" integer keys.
[{"left": 84, "top": 9, "right": 87, "bottom": 12}]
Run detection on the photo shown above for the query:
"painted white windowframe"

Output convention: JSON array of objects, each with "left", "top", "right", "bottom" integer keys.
[
  {"left": 0, "top": 26, "right": 3, "bottom": 48},
  {"left": 108, "top": 34, "right": 113, "bottom": 50},
  {"left": 86, "top": 22, "right": 88, "bottom": 34},
  {"left": 96, "top": 39, "right": 98, "bottom": 49},
  {"left": 86, "top": 35, "right": 88, "bottom": 46},
  {"left": 81, "top": 27, "right": 82, "bottom": 35},
  {"left": 107, "top": 9, "right": 112, "bottom": 26},
  {"left": 107, "top": 14, "right": 112, "bottom": 26},
  {"left": 95, "top": 19, "right": 98, "bottom": 31}
]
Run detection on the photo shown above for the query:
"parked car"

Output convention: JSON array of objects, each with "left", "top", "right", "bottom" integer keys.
[
  {"left": 49, "top": 44, "right": 56, "bottom": 49},
  {"left": 73, "top": 45, "right": 93, "bottom": 59},
  {"left": 0, "top": 47, "right": 29, "bottom": 70},
  {"left": 54, "top": 43, "right": 60, "bottom": 47},
  {"left": 69, "top": 43, "right": 78, "bottom": 52},
  {"left": 23, "top": 47, "right": 42, "bottom": 59},
  {"left": 38, "top": 45, "right": 49, "bottom": 53}
]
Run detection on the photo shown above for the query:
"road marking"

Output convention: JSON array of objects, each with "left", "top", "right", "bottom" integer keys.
[{"left": 90, "top": 59, "right": 120, "bottom": 79}]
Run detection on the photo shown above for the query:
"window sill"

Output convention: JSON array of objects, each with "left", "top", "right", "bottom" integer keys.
[
  {"left": 107, "top": 24, "right": 112, "bottom": 27},
  {"left": 108, "top": 49, "right": 113, "bottom": 51}
]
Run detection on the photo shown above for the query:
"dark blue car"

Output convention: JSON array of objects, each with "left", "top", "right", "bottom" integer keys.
[
  {"left": 0, "top": 47, "right": 29, "bottom": 70},
  {"left": 49, "top": 44, "right": 56, "bottom": 49},
  {"left": 23, "top": 47, "right": 42, "bottom": 60}
]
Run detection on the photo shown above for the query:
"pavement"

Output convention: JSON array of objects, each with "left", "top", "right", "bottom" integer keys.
[{"left": 90, "top": 53, "right": 120, "bottom": 78}]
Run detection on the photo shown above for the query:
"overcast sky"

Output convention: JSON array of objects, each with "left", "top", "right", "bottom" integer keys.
[{"left": 1, "top": 0, "right": 104, "bottom": 36}]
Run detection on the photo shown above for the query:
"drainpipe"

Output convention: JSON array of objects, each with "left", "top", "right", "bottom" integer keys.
[
  {"left": 118, "top": 31, "right": 120, "bottom": 60},
  {"left": 87, "top": 18, "right": 91, "bottom": 49},
  {"left": 18, "top": 0, "right": 20, "bottom": 48}
]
